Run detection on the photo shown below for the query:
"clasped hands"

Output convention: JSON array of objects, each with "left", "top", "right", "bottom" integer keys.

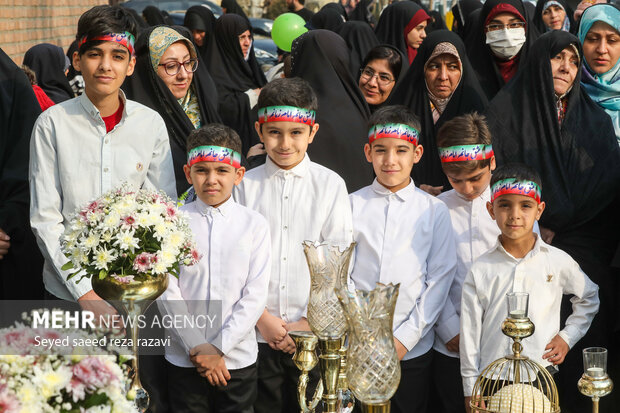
[
  {"left": 190, "top": 343, "right": 230, "bottom": 387},
  {"left": 257, "top": 311, "right": 310, "bottom": 355}
]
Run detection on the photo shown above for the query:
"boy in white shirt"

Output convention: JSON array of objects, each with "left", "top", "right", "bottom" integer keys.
[
  {"left": 431, "top": 113, "right": 499, "bottom": 413},
  {"left": 160, "top": 124, "right": 270, "bottom": 412},
  {"left": 349, "top": 105, "right": 457, "bottom": 413},
  {"left": 460, "top": 163, "right": 599, "bottom": 413},
  {"left": 234, "top": 77, "right": 353, "bottom": 413}
]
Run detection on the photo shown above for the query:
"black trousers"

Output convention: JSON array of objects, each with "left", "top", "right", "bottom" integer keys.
[
  {"left": 254, "top": 342, "right": 322, "bottom": 413},
  {"left": 430, "top": 350, "right": 465, "bottom": 413},
  {"left": 391, "top": 350, "right": 433, "bottom": 413},
  {"left": 167, "top": 360, "right": 257, "bottom": 413}
]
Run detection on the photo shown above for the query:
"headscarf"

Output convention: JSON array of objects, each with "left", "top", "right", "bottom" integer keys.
[
  {"left": 348, "top": 0, "right": 376, "bottom": 26},
  {"left": 578, "top": 4, "right": 620, "bottom": 144},
  {"left": 388, "top": 30, "right": 488, "bottom": 189},
  {"left": 534, "top": 0, "right": 575, "bottom": 33},
  {"left": 465, "top": 0, "right": 538, "bottom": 100},
  {"left": 308, "top": 7, "right": 346, "bottom": 31},
  {"left": 452, "top": 0, "right": 483, "bottom": 38},
  {"left": 142, "top": 6, "right": 168, "bottom": 26},
  {"left": 362, "top": 44, "right": 408, "bottom": 113},
  {"left": 221, "top": 0, "right": 250, "bottom": 21},
  {"left": 486, "top": 30, "right": 620, "bottom": 235},
  {"left": 206, "top": 14, "right": 266, "bottom": 155},
  {"left": 23, "top": 43, "right": 74, "bottom": 104},
  {"left": 125, "top": 7, "right": 149, "bottom": 30},
  {"left": 375, "top": 1, "right": 431, "bottom": 64},
  {"left": 291, "top": 29, "right": 373, "bottom": 192},
  {"left": 335, "top": 21, "right": 380, "bottom": 78},
  {"left": 123, "top": 26, "right": 221, "bottom": 196},
  {"left": 183, "top": 5, "right": 217, "bottom": 60},
  {"left": 321, "top": 2, "right": 349, "bottom": 22},
  {"left": 428, "top": 10, "right": 448, "bottom": 32},
  {"left": 574, "top": 0, "right": 607, "bottom": 21}
]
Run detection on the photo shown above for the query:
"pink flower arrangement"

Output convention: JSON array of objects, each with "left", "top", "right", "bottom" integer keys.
[{"left": 0, "top": 384, "right": 19, "bottom": 413}]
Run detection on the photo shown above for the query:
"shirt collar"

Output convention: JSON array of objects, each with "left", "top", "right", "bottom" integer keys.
[
  {"left": 370, "top": 178, "right": 416, "bottom": 201},
  {"left": 493, "top": 233, "right": 549, "bottom": 261},
  {"left": 194, "top": 195, "right": 234, "bottom": 218},
  {"left": 79, "top": 89, "right": 128, "bottom": 123},
  {"left": 264, "top": 153, "right": 310, "bottom": 178}
]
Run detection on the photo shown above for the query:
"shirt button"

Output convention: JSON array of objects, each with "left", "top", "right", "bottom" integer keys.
[
  {"left": 284, "top": 195, "right": 289, "bottom": 200},
  {"left": 104, "top": 139, "right": 109, "bottom": 144},
  {"left": 281, "top": 285, "right": 285, "bottom": 290},
  {"left": 282, "top": 257, "right": 287, "bottom": 261},
  {"left": 103, "top": 167, "right": 109, "bottom": 172},
  {"left": 283, "top": 226, "right": 288, "bottom": 230}
]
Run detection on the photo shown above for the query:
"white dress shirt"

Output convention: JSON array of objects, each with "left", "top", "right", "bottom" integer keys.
[
  {"left": 29, "top": 92, "right": 176, "bottom": 301},
  {"left": 460, "top": 235, "right": 599, "bottom": 395},
  {"left": 434, "top": 187, "right": 500, "bottom": 357},
  {"left": 349, "top": 179, "right": 457, "bottom": 360},
  {"left": 234, "top": 154, "right": 353, "bottom": 341},
  {"left": 159, "top": 197, "right": 271, "bottom": 369}
]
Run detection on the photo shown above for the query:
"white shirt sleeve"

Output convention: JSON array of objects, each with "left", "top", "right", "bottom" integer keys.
[
  {"left": 143, "top": 117, "right": 177, "bottom": 200},
  {"left": 460, "top": 268, "right": 484, "bottom": 396},
  {"left": 29, "top": 114, "right": 91, "bottom": 300},
  {"left": 434, "top": 290, "right": 461, "bottom": 345},
  {"left": 393, "top": 205, "right": 457, "bottom": 351}
]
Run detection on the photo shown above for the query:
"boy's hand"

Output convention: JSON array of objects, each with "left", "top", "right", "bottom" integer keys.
[
  {"left": 540, "top": 226, "right": 556, "bottom": 244},
  {"left": 0, "top": 228, "right": 10, "bottom": 259},
  {"left": 446, "top": 334, "right": 460, "bottom": 353},
  {"left": 189, "top": 343, "right": 231, "bottom": 386},
  {"left": 394, "top": 338, "right": 408, "bottom": 360},
  {"left": 256, "top": 311, "right": 287, "bottom": 345},
  {"left": 543, "top": 334, "right": 569, "bottom": 365},
  {"left": 285, "top": 317, "right": 311, "bottom": 332},
  {"left": 274, "top": 335, "right": 296, "bottom": 354},
  {"left": 77, "top": 290, "right": 118, "bottom": 326},
  {"left": 420, "top": 184, "right": 443, "bottom": 196},
  {"left": 465, "top": 396, "right": 486, "bottom": 413},
  {"left": 247, "top": 143, "right": 266, "bottom": 158}
]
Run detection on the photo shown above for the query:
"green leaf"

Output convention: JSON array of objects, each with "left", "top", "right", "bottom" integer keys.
[
  {"left": 61, "top": 261, "right": 74, "bottom": 271},
  {"left": 83, "top": 392, "right": 109, "bottom": 407},
  {"left": 99, "top": 269, "right": 107, "bottom": 279}
]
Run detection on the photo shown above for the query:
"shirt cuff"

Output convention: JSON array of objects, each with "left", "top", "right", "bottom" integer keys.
[
  {"left": 557, "top": 330, "right": 574, "bottom": 349},
  {"left": 394, "top": 323, "right": 422, "bottom": 352},
  {"left": 68, "top": 274, "right": 93, "bottom": 301},
  {"left": 244, "top": 89, "right": 259, "bottom": 109},
  {"left": 463, "top": 376, "right": 477, "bottom": 396},
  {"left": 435, "top": 313, "right": 460, "bottom": 344}
]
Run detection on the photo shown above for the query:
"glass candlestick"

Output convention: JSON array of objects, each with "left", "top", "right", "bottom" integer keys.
[
  {"left": 578, "top": 347, "right": 614, "bottom": 413},
  {"left": 506, "top": 292, "right": 529, "bottom": 319}
]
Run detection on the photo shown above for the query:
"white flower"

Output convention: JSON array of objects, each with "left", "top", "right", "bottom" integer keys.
[
  {"left": 94, "top": 247, "right": 117, "bottom": 270},
  {"left": 166, "top": 231, "right": 185, "bottom": 250},
  {"left": 102, "top": 212, "right": 121, "bottom": 230},
  {"left": 101, "top": 231, "right": 113, "bottom": 243},
  {"left": 16, "top": 381, "right": 43, "bottom": 406},
  {"left": 158, "top": 249, "right": 177, "bottom": 268},
  {"left": 82, "top": 233, "right": 100, "bottom": 251},
  {"left": 151, "top": 256, "right": 168, "bottom": 275},
  {"left": 113, "top": 230, "right": 139, "bottom": 252}
]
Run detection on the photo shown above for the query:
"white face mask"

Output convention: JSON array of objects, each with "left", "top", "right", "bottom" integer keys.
[{"left": 485, "top": 28, "right": 526, "bottom": 60}]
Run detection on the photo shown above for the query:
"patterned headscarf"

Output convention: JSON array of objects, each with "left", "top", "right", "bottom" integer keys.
[
  {"left": 148, "top": 26, "right": 197, "bottom": 72},
  {"left": 424, "top": 42, "right": 462, "bottom": 117}
]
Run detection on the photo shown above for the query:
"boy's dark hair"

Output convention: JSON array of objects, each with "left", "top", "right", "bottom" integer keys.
[
  {"left": 76, "top": 6, "right": 138, "bottom": 55},
  {"left": 368, "top": 105, "right": 421, "bottom": 145},
  {"left": 490, "top": 163, "right": 543, "bottom": 193},
  {"left": 436, "top": 112, "right": 493, "bottom": 173},
  {"left": 257, "top": 77, "right": 318, "bottom": 112},
  {"left": 186, "top": 124, "right": 243, "bottom": 156},
  {"left": 362, "top": 46, "right": 403, "bottom": 81}
]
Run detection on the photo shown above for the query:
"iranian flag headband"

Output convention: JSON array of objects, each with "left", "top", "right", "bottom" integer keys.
[
  {"left": 368, "top": 123, "right": 420, "bottom": 145},
  {"left": 187, "top": 145, "right": 242, "bottom": 168},
  {"left": 438, "top": 144, "right": 494, "bottom": 163},
  {"left": 78, "top": 31, "right": 136, "bottom": 56},
  {"left": 257, "top": 106, "right": 316, "bottom": 126},
  {"left": 491, "top": 178, "right": 542, "bottom": 204}
]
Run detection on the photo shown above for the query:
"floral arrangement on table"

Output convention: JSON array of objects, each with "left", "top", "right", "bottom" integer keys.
[
  {"left": 0, "top": 314, "right": 136, "bottom": 413},
  {"left": 60, "top": 184, "right": 200, "bottom": 284}
]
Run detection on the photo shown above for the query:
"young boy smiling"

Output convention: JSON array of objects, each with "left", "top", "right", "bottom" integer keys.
[
  {"left": 160, "top": 125, "right": 270, "bottom": 412},
  {"left": 349, "top": 105, "right": 456, "bottom": 413},
  {"left": 460, "top": 163, "right": 599, "bottom": 412},
  {"left": 234, "top": 77, "right": 353, "bottom": 413}
]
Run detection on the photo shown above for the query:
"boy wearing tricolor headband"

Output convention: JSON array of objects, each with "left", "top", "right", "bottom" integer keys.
[
  {"left": 161, "top": 125, "right": 270, "bottom": 412},
  {"left": 234, "top": 78, "right": 353, "bottom": 413},
  {"left": 460, "top": 164, "right": 599, "bottom": 412},
  {"left": 30, "top": 7, "right": 175, "bottom": 309},
  {"left": 349, "top": 105, "right": 457, "bottom": 413}
]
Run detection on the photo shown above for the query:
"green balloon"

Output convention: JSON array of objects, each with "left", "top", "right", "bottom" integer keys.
[{"left": 272, "top": 13, "right": 308, "bottom": 52}]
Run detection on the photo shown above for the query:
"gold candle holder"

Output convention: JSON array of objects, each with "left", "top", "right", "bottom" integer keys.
[
  {"left": 290, "top": 331, "right": 323, "bottom": 413},
  {"left": 578, "top": 347, "right": 614, "bottom": 413}
]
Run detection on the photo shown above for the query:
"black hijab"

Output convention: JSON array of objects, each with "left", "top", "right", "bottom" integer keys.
[
  {"left": 0, "top": 47, "right": 44, "bottom": 299},
  {"left": 465, "top": 0, "right": 538, "bottom": 100},
  {"left": 142, "top": 6, "right": 167, "bottom": 26},
  {"left": 206, "top": 14, "right": 266, "bottom": 155},
  {"left": 452, "top": 0, "right": 483, "bottom": 38},
  {"left": 348, "top": 0, "right": 376, "bottom": 26},
  {"left": 23, "top": 43, "right": 74, "bottom": 104},
  {"left": 308, "top": 7, "right": 346, "bottom": 31},
  {"left": 123, "top": 26, "right": 222, "bottom": 196},
  {"left": 375, "top": 1, "right": 429, "bottom": 64},
  {"left": 126, "top": 7, "right": 149, "bottom": 30},
  {"left": 221, "top": 0, "right": 249, "bottom": 21},
  {"left": 291, "top": 29, "right": 372, "bottom": 192},
  {"left": 335, "top": 21, "right": 380, "bottom": 78},
  {"left": 183, "top": 5, "right": 217, "bottom": 59},
  {"left": 321, "top": 3, "right": 349, "bottom": 21},
  {"left": 428, "top": 10, "right": 448, "bottom": 32},
  {"left": 533, "top": 0, "right": 575, "bottom": 34},
  {"left": 388, "top": 30, "right": 488, "bottom": 189},
  {"left": 486, "top": 30, "right": 620, "bottom": 234}
]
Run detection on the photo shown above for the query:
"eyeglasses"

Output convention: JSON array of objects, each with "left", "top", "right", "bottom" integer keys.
[
  {"left": 360, "top": 67, "right": 395, "bottom": 86},
  {"left": 485, "top": 21, "right": 526, "bottom": 32},
  {"left": 158, "top": 58, "right": 199, "bottom": 76}
]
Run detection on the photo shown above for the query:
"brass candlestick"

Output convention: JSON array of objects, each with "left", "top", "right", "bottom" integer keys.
[
  {"left": 578, "top": 347, "right": 614, "bottom": 413},
  {"left": 291, "top": 331, "right": 323, "bottom": 413}
]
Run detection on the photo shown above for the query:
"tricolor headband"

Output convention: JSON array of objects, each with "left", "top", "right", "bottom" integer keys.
[
  {"left": 368, "top": 123, "right": 419, "bottom": 146},
  {"left": 78, "top": 31, "right": 136, "bottom": 56},
  {"left": 438, "top": 144, "right": 494, "bottom": 163},
  {"left": 491, "top": 179, "right": 541, "bottom": 204},
  {"left": 258, "top": 106, "right": 316, "bottom": 126},
  {"left": 187, "top": 145, "right": 242, "bottom": 168}
]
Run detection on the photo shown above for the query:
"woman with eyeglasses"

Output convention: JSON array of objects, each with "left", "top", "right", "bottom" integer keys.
[
  {"left": 389, "top": 30, "right": 487, "bottom": 195},
  {"left": 123, "top": 25, "right": 222, "bottom": 196},
  {"left": 465, "top": 0, "right": 538, "bottom": 100},
  {"left": 358, "top": 45, "right": 404, "bottom": 110}
]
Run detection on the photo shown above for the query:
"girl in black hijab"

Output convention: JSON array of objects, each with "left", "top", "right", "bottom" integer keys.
[
  {"left": 221, "top": 0, "right": 249, "bottom": 21},
  {"left": 307, "top": 7, "right": 346, "bottom": 31},
  {"left": 389, "top": 29, "right": 487, "bottom": 193},
  {"left": 452, "top": 0, "right": 483, "bottom": 39},
  {"left": 335, "top": 20, "right": 380, "bottom": 77},
  {"left": 321, "top": 2, "right": 348, "bottom": 21},
  {"left": 23, "top": 43, "right": 74, "bottom": 104},
  {"left": 485, "top": 32, "right": 620, "bottom": 413},
  {"left": 123, "top": 26, "right": 221, "bottom": 196},
  {"left": 183, "top": 5, "right": 217, "bottom": 60},
  {"left": 291, "top": 29, "right": 372, "bottom": 192},
  {"left": 533, "top": 0, "right": 575, "bottom": 33},
  {"left": 206, "top": 14, "right": 266, "bottom": 156},
  {"left": 142, "top": 5, "right": 168, "bottom": 26},
  {"left": 465, "top": 0, "right": 538, "bottom": 100}
]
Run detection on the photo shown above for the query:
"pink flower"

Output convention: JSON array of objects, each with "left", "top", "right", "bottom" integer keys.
[
  {"left": 165, "top": 206, "right": 177, "bottom": 220},
  {"left": 112, "top": 274, "right": 135, "bottom": 284},
  {"left": 72, "top": 357, "right": 118, "bottom": 392},
  {"left": 2, "top": 331, "right": 24, "bottom": 346},
  {"left": 0, "top": 385, "right": 20, "bottom": 413},
  {"left": 67, "top": 378, "right": 86, "bottom": 403},
  {"left": 133, "top": 252, "right": 153, "bottom": 273},
  {"left": 121, "top": 215, "right": 137, "bottom": 229},
  {"left": 190, "top": 249, "right": 201, "bottom": 264}
]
